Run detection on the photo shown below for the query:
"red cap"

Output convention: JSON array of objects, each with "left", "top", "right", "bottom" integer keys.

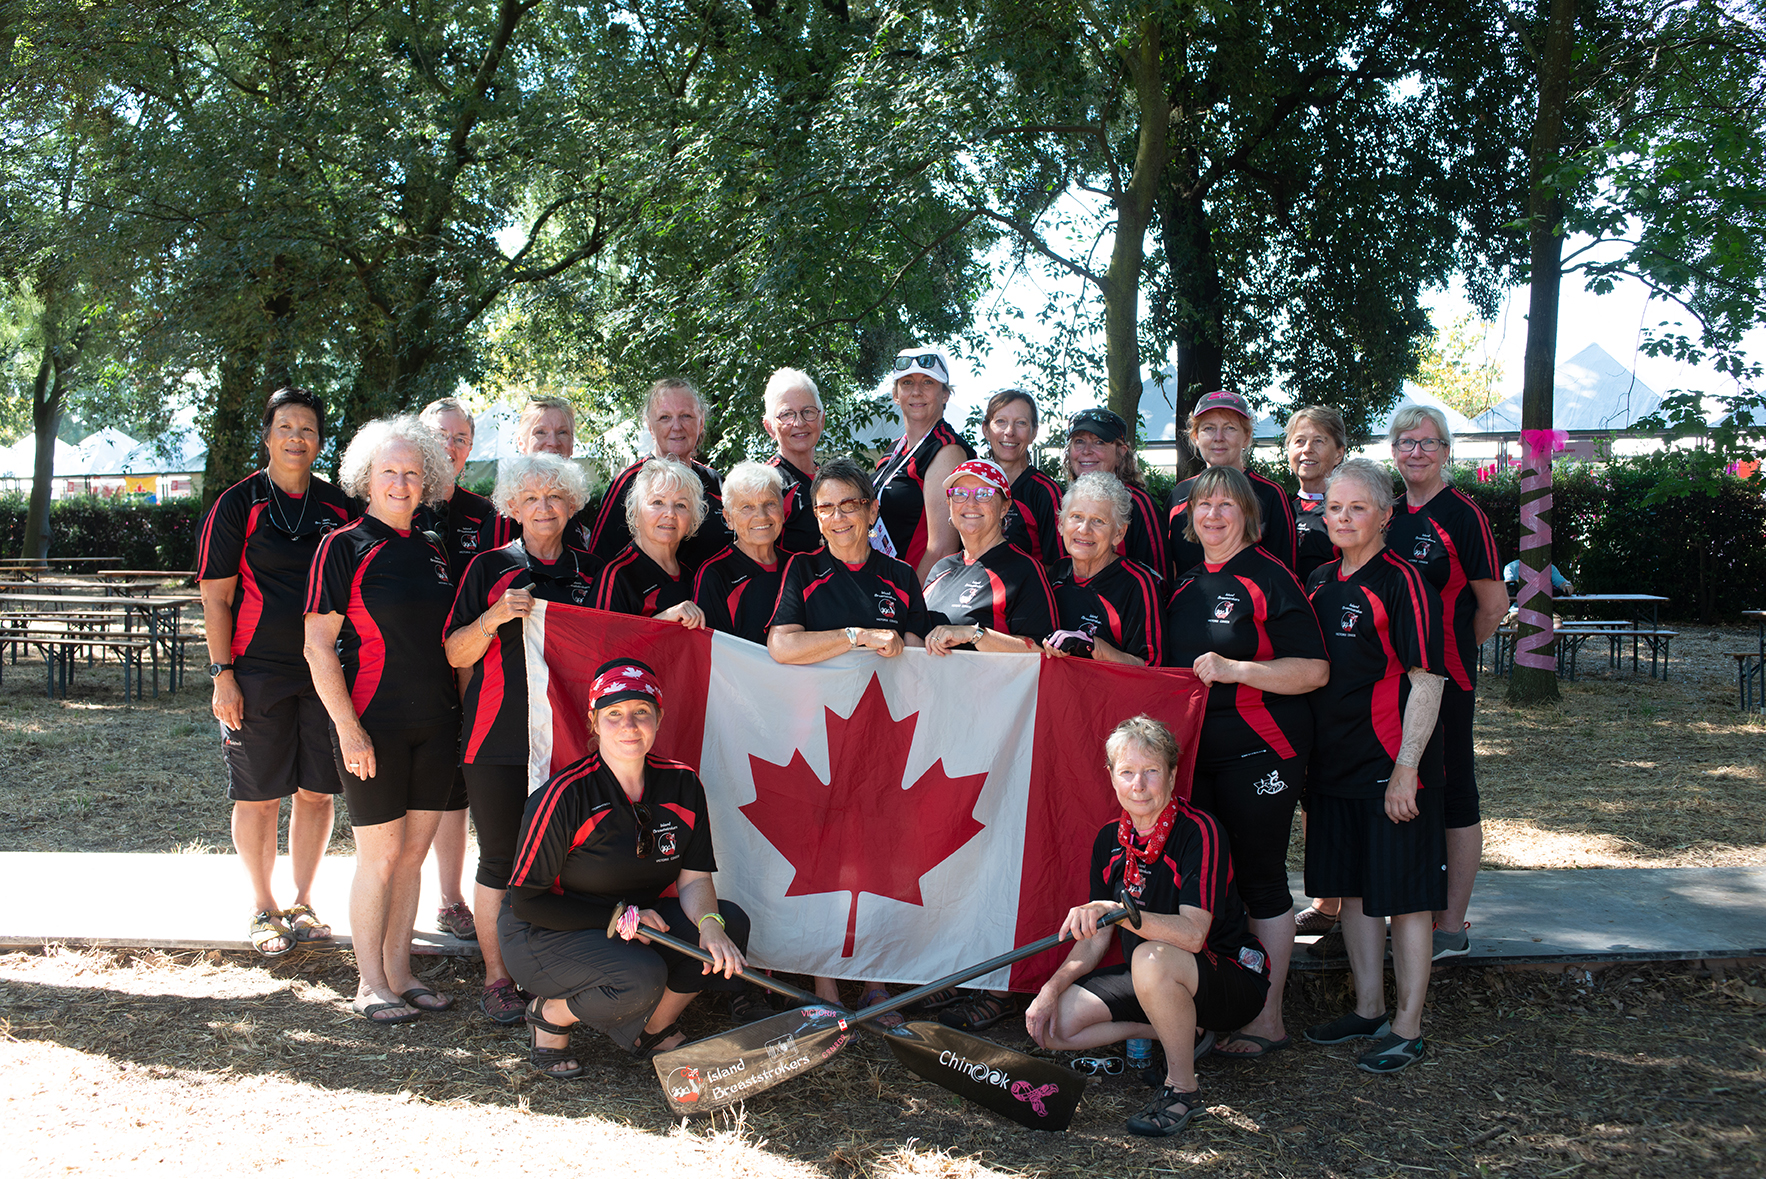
[
  {"left": 942, "top": 458, "right": 1012, "bottom": 495},
  {"left": 1191, "top": 389, "right": 1253, "bottom": 423},
  {"left": 589, "top": 659, "right": 662, "bottom": 711}
]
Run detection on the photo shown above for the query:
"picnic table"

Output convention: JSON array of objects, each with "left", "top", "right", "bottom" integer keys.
[
  {"left": 0, "top": 590, "right": 203, "bottom": 695},
  {"left": 94, "top": 570, "right": 198, "bottom": 596},
  {"left": 0, "top": 556, "right": 123, "bottom": 575},
  {"left": 1739, "top": 610, "right": 1765, "bottom": 710},
  {"left": 0, "top": 610, "right": 155, "bottom": 702},
  {"left": 1554, "top": 594, "right": 1675, "bottom": 679}
]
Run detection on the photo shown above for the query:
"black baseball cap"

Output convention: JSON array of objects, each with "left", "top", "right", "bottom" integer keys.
[{"left": 1067, "top": 407, "right": 1128, "bottom": 444}]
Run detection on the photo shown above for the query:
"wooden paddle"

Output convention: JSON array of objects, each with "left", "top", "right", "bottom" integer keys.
[{"left": 624, "top": 894, "right": 1140, "bottom": 1129}]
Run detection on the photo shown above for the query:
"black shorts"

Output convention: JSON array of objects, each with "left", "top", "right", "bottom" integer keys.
[
  {"left": 221, "top": 666, "right": 342, "bottom": 802},
  {"left": 1190, "top": 749, "right": 1304, "bottom": 921},
  {"left": 1303, "top": 787, "right": 1447, "bottom": 918},
  {"left": 1075, "top": 947, "right": 1270, "bottom": 1034},
  {"left": 1440, "top": 680, "right": 1479, "bottom": 828},
  {"left": 332, "top": 721, "right": 460, "bottom": 828},
  {"left": 464, "top": 762, "right": 529, "bottom": 890}
]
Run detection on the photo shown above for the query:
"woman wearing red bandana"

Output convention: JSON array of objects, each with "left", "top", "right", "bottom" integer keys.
[
  {"left": 498, "top": 660, "right": 757, "bottom": 1079},
  {"left": 1024, "top": 716, "right": 1269, "bottom": 1138}
]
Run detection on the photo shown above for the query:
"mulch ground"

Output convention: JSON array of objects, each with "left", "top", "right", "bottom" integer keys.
[{"left": 1, "top": 626, "right": 1763, "bottom": 1175}]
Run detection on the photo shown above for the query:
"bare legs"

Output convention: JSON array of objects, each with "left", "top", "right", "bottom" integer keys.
[
  {"left": 1218, "top": 914, "right": 1290, "bottom": 1050},
  {"left": 431, "top": 806, "right": 469, "bottom": 914},
  {"left": 532, "top": 989, "right": 695, "bottom": 1060},
  {"left": 1340, "top": 900, "right": 1431, "bottom": 1040},
  {"left": 475, "top": 883, "right": 509, "bottom": 982},
  {"left": 232, "top": 789, "right": 336, "bottom": 947},
  {"left": 1436, "top": 823, "right": 1482, "bottom": 934},
  {"left": 349, "top": 809, "right": 445, "bottom": 1007}
]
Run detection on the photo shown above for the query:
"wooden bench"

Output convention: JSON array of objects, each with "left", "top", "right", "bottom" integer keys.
[
  {"left": 0, "top": 621, "right": 154, "bottom": 702},
  {"left": 1485, "top": 624, "right": 1677, "bottom": 680}
]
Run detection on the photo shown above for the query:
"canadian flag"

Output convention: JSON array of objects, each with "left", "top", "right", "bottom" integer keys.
[{"left": 526, "top": 602, "right": 1204, "bottom": 991}]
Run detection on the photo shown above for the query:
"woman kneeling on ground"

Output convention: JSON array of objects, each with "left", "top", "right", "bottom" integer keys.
[
  {"left": 499, "top": 660, "right": 751, "bottom": 1077},
  {"left": 1025, "top": 716, "right": 1271, "bottom": 1138}
]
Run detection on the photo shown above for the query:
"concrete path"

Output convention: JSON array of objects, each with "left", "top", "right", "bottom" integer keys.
[{"left": 1, "top": 853, "right": 1762, "bottom": 966}]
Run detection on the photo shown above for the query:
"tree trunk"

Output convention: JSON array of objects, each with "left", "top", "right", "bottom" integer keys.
[
  {"left": 1507, "top": 0, "right": 1576, "bottom": 707},
  {"left": 1154, "top": 149, "right": 1220, "bottom": 474},
  {"left": 1101, "top": 19, "right": 1169, "bottom": 447},
  {"left": 201, "top": 345, "right": 262, "bottom": 506},
  {"left": 22, "top": 345, "right": 63, "bottom": 562}
]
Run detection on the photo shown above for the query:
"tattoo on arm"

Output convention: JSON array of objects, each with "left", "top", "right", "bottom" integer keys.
[{"left": 1397, "top": 668, "right": 1444, "bottom": 767}]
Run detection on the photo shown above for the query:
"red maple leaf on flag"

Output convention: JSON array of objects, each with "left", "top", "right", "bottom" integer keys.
[{"left": 742, "top": 674, "right": 990, "bottom": 957}]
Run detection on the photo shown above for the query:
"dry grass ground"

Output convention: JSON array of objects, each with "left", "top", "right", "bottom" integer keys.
[{"left": 1, "top": 626, "right": 1763, "bottom": 1176}]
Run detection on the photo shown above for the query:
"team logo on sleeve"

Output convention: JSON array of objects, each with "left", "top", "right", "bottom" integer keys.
[{"left": 1411, "top": 535, "right": 1435, "bottom": 561}]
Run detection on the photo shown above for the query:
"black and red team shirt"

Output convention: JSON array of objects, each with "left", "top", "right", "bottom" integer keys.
[
  {"left": 306, "top": 515, "right": 458, "bottom": 728},
  {"left": 448, "top": 541, "right": 601, "bottom": 765},
  {"left": 767, "top": 454, "right": 824, "bottom": 556},
  {"left": 594, "top": 543, "right": 694, "bottom": 618},
  {"left": 1306, "top": 550, "right": 1446, "bottom": 799},
  {"left": 1163, "top": 545, "right": 1327, "bottom": 764},
  {"left": 770, "top": 547, "right": 932, "bottom": 636},
  {"left": 692, "top": 545, "right": 786, "bottom": 645},
  {"left": 923, "top": 542, "right": 1057, "bottom": 646},
  {"left": 1090, "top": 807, "right": 1258, "bottom": 966},
  {"left": 197, "top": 471, "right": 353, "bottom": 672},
  {"left": 1121, "top": 483, "right": 1167, "bottom": 580},
  {"left": 1384, "top": 486, "right": 1500, "bottom": 692},
  {"left": 507, "top": 753, "right": 717, "bottom": 931},
  {"left": 1048, "top": 555, "right": 1163, "bottom": 664},
  {"left": 1167, "top": 468, "right": 1298, "bottom": 580},
  {"left": 875, "top": 420, "right": 975, "bottom": 569},
  {"left": 587, "top": 456, "right": 730, "bottom": 573},
  {"left": 416, "top": 484, "right": 514, "bottom": 586},
  {"left": 1002, "top": 467, "right": 1066, "bottom": 567},
  {"left": 1293, "top": 495, "right": 1336, "bottom": 585}
]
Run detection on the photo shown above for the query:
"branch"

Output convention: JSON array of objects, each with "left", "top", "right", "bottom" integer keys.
[
  {"left": 447, "top": 0, "right": 538, "bottom": 169},
  {"left": 971, "top": 205, "right": 1104, "bottom": 287},
  {"left": 802, "top": 210, "right": 984, "bottom": 330}
]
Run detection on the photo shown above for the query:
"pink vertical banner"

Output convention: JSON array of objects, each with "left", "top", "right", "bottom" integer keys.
[{"left": 1512, "top": 428, "right": 1568, "bottom": 671}]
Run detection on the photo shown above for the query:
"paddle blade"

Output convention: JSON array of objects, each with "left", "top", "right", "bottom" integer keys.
[
  {"left": 882, "top": 1021, "right": 1088, "bottom": 1131},
  {"left": 652, "top": 1005, "right": 853, "bottom": 1116}
]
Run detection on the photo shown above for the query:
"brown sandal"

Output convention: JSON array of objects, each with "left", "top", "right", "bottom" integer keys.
[{"left": 283, "top": 903, "right": 333, "bottom": 946}]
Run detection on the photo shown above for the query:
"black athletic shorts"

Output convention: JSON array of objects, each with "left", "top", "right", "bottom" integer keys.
[
  {"left": 444, "top": 765, "right": 469, "bottom": 814},
  {"left": 221, "top": 666, "right": 342, "bottom": 802},
  {"left": 1302, "top": 787, "right": 1447, "bottom": 919},
  {"left": 464, "top": 762, "right": 529, "bottom": 890},
  {"left": 1190, "top": 750, "right": 1304, "bottom": 921},
  {"left": 1075, "top": 946, "right": 1270, "bottom": 1034},
  {"left": 1440, "top": 680, "right": 1479, "bottom": 828},
  {"left": 331, "top": 721, "right": 461, "bottom": 828}
]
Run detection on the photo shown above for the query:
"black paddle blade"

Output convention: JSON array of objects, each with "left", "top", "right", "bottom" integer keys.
[
  {"left": 653, "top": 1004, "right": 853, "bottom": 1115},
  {"left": 883, "top": 1021, "right": 1088, "bottom": 1131}
]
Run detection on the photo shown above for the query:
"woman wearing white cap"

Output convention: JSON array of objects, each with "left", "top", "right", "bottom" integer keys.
[
  {"left": 873, "top": 348, "right": 976, "bottom": 582},
  {"left": 1166, "top": 390, "right": 1296, "bottom": 580}
]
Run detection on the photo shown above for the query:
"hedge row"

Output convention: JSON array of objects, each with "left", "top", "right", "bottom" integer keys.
[{"left": 5, "top": 453, "right": 1761, "bottom": 620}]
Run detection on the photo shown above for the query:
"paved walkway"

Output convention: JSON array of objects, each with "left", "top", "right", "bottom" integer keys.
[{"left": 1, "top": 853, "right": 1763, "bottom": 966}]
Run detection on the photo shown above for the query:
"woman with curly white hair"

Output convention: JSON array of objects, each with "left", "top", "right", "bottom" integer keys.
[
  {"left": 304, "top": 415, "right": 463, "bottom": 1024},
  {"left": 592, "top": 456, "right": 707, "bottom": 628}
]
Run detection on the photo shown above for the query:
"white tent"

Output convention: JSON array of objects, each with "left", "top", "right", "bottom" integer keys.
[
  {"left": 1141, "top": 363, "right": 1285, "bottom": 442},
  {"left": 120, "top": 428, "right": 208, "bottom": 474},
  {"left": 0, "top": 433, "right": 83, "bottom": 480},
  {"left": 1472, "top": 343, "right": 1665, "bottom": 434},
  {"left": 467, "top": 404, "right": 594, "bottom": 462},
  {"left": 73, "top": 427, "right": 141, "bottom": 476},
  {"left": 1369, "top": 386, "right": 1479, "bottom": 440}
]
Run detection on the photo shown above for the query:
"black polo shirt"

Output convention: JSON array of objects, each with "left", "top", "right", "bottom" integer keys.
[
  {"left": 875, "top": 420, "right": 975, "bottom": 568},
  {"left": 1090, "top": 806, "right": 1256, "bottom": 966},
  {"left": 508, "top": 752, "right": 718, "bottom": 931},
  {"left": 594, "top": 542, "right": 694, "bottom": 618},
  {"left": 1384, "top": 486, "right": 1500, "bottom": 691},
  {"left": 923, "top": 542, "right": 1057, "bottom": 645},
  {"left": 770, "top": 547, "right": 931, "bottom": 635},
  {"left": 448, "top": 541, "right": 601, "bottom": 765},
  {"left": 415, "top": 484, "right": 508, "bottom": 586},
  {"left": 693, "top": 544, "right": 786, "bottom": 645},
  {"left": 1003, "top": 467, "right": 1066, "bottom": 567},
  {"left": 1163, "top": 544, "right": 1326, "bottom": 764},
  {"left": 305, "top": 515, "right": 458, "bottom": 728},
  {"left": 1293, "top": 494, "right": 1337, "bottom": 585},
  {"left": 1121, "top": 483, "right": 1167, "bottom": 580},
  {"left": 586, "top": 456, "right": 731, "bottom": 572},
  {"left": 1167, "top": 467, "right": 1298, "bottom": 579},
  {"left": 1306, "top": 549, "right": 1446, "bottom": 799},
  {"left": 196, "top": 471, "right": 353, "bottom": 671},
  {"left": 1048, "top": 555, "right": 1163, "bottom": 664},
  {"left": 767, "top": 454, "right": 824, "bottom": 556}
]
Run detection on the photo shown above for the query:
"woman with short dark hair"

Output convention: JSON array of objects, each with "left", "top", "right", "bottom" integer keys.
[
  {"left": 1063, "top": 407, "right": 1166, "bottom": 578},
  {"left": 982, "top": 389, "right": 1064, "bottom": 566}
]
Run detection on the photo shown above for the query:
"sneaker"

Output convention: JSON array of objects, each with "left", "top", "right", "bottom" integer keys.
[
  {"left": 1432, "top": 922, "right": 1470, "bottom": 960},
  {"left": 1294, "top": 906, "right": 1340, "bottom": 936},
  {"left": 436, "top": 902, "right": 477, "bottom": 941},
  {"left": 1357, "top": 1032, "right": 1426, "bottom": 1074},
  {"left": 481, "top": 978, "right": 527, "bottom": 1025},
  {"left": 1304, "top": 1010, "right": 1391, "bottom": 1045},
  {"left": 727, "top": 988, "right": 772, "bottom": 1025}
]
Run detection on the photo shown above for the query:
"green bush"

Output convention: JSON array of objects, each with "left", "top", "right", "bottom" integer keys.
[{"left": 0, "top": 495, "right": 205, "bottom": 571}]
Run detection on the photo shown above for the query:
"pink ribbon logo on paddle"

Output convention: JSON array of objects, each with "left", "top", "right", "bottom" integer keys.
[{"left": 1011, "top": 1080, "right": 1059, "bottom": 1117}]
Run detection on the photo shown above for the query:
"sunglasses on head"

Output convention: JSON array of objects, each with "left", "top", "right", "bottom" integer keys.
[{"left": 893, "top": 354, "right": 944, "bottom": 373}]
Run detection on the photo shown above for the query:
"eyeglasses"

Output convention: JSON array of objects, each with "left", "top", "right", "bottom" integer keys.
[
  {"left": 812, "top": 497, "right": 871, "bottom": 519},
  {"left": 632, "top": 801, "right": 653, "bottom": 859},
  {"left": 773, "top": 407, "right": 822, "bottom": 426},
  {"left": 1395, "top": 437, "right": 1446, "bottom": 454},
  {"left": 945, "top": 487, "right": 1001, "bottom": 502},
  {"left": 1070, "top": 1056, "right": 1125, "bottom": 1077},
  {"left": 436, "top": 432, "right": 472, "bottom": 449},
  {"left": 893, "top": 354, "right": 941, "bottom": 372}
]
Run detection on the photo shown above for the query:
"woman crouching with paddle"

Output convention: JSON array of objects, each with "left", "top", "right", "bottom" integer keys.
[
  {"left": 1025, "top": 716, "right": 1271, "bottom": 1137},
  {"left": 499, "top": 660, "right": 752, "bottom": 1078}
]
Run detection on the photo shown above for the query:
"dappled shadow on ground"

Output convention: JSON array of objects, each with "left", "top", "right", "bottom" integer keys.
[{"left": 2, "top": 947, "right": 1763, "bottom": 1177}]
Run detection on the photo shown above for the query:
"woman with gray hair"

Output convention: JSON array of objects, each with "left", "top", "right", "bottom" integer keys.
[
  {"left": 1043, "top": 472, "right": 1162, "bottom": 665},
  {"left": 593, "top": 456, "right": 707, "bottom": 628},
  {"left": 693, "top": 461, "right": 788, "bottom": 644},
  {"left": 761, "top": 367, "right": 826, "bottom": 555},
  {"left": 303, "top": 416, "right": 462, "bottom": 1023},
  {"left": 1384, "top": 405, "right": 1504, "bottom": 961},
  {"left": 443, "top": 451, "right": 599, "bottom": 1024},
  {"left": 588, "top": 378, "right": 731, "bottom": 570}
]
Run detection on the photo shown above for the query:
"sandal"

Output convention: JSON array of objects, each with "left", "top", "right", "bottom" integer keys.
[
  {"left": 1126, "top": 1085, "right": 1206, "bottom": 1137},
  {"left": 859, "top": 988, "right": 905, "bottom": 1029},
  {"left": 435, "top": 902, "right": 477, "bottom": 941},
  {"left": 399, "top": 986, "right": 454, "bottom": 1012},
  {"left": 283, "top": 903, "right": 333, "bottom": 947},
  {"left": 525, "top": 997, "right": 584, "bottom": 1079},
  {"left": 249, "top": 910, "right": 295, "bottom": 959},
  {"left": 903, "top": 986, "right": 961, "bottom": 1015},
  {"left": 352, "top": 995, "right": 420, "bottom": 1024},
  {"left": 630, "top": 1022, "right": 682, "bottom": 1058},
  {"left": 726, "top": 988, "right": 772, "bottom": 1025},
  {"left": 937, "top": 991, "right": 1010, "bottom": 1032}
]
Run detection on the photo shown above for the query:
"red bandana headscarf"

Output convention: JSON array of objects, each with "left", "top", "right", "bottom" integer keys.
[{"left": 1117, "top": 796, "right": 1180, "bottom": 893}]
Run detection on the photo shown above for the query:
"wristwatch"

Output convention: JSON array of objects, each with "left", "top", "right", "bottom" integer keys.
[
  {"left": 207, "top": 662, "right": 234, "bottom": 678},
  {"left": 845, "top": 626, "right": 860, "bottom": 648}
]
